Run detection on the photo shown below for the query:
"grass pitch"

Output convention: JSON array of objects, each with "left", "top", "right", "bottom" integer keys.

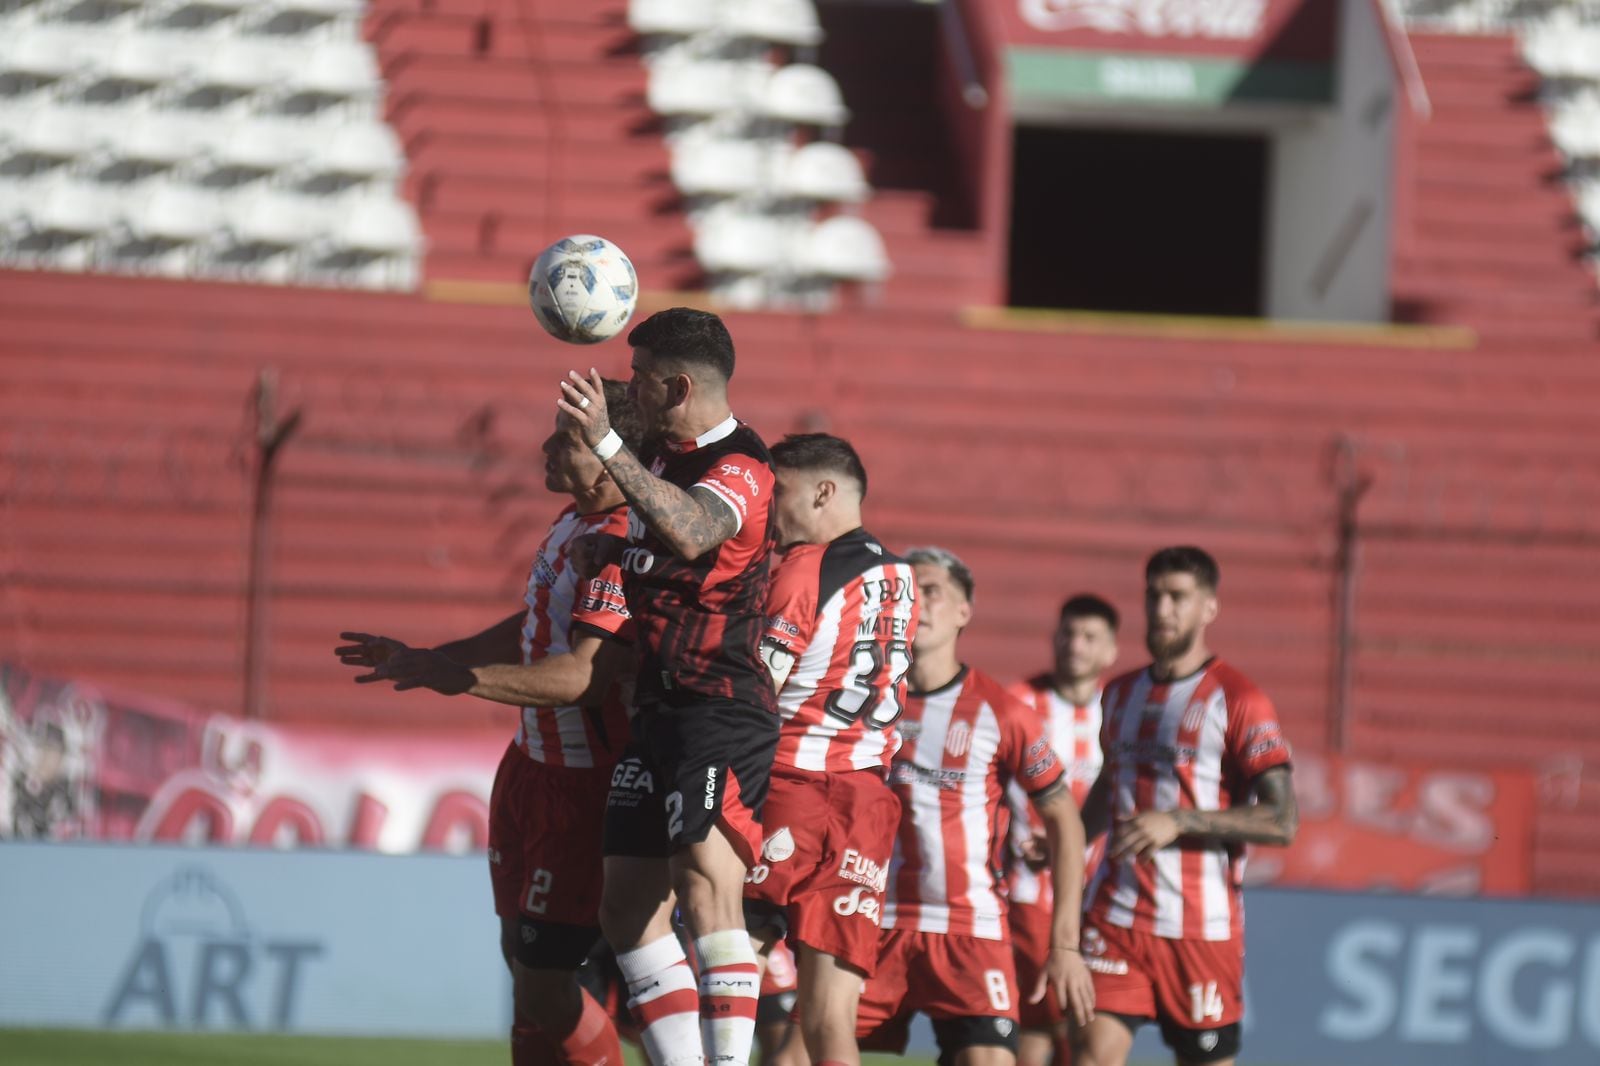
[{"left": 0, "top": 1029, "right": 937, "bottom": 1066}]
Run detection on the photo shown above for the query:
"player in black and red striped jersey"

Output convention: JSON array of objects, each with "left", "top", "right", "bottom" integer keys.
[
  {"left": 558, "top": 308, "right": 778, "bottom": 1066},
  {"left": 335, "top": 382, "right": 644, "bottom": 1066},
  {"left": 744, "top": 433, "right": 919, "bottom": 1066}
]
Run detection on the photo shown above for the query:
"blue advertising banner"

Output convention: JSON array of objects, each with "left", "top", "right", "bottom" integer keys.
[
  {"left": 2, "top": 841, "right": 1596, "bottom": 1064},
  {"left": 0, "top": 841, "right": 507, "bottom": 1037}
]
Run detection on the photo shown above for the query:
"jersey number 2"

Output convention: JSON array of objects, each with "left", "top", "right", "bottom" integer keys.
[{"left": 824, "top": 639, "right": 912, "bottom": 730}]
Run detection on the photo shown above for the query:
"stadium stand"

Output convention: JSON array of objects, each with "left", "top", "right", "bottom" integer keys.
[
  {"left": 0, "top": 0, "right": 420, "bottom": 287},
  {"left": 0, "top": 0, "right": 1597, "bottom": 895}
]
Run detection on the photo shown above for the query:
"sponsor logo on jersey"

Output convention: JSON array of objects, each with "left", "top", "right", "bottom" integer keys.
[
  {"left": 832, "top": 885, "right": 882, "bottom": 925},
  {"left": 1108, "top": 738, "right": 1198, "bottom": 767},
  {"left": 532, "top": 554, "right": 559, "bottom": 589},
  {"left": 890, "top": 762, "right": 967, "bottom": 790},
  {"left": 945, "top": 721, "right": 972, "bottom": 758},
  {"left": 762, "top": 827, "right": 796, "bottom": 863},
  {"left": 837, "top": 848, "right": 888, "bottom": 892}
]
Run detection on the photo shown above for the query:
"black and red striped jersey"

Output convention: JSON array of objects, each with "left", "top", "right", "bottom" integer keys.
[{"left": 622, "top": 415, "right": 777, "bottom": 712}]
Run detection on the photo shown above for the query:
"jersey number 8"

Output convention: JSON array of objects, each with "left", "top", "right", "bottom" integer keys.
[{"left": 824, "top": 639, "right": 912, "bottom": 731}]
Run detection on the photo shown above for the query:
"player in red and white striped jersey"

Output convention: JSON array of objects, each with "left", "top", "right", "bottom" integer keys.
[
  {"left": 858, "top": 547, "right": 1095, "bottom": 1066},
  {"left": 741, "top": 433, "right": 918, "bottom": 1066},
  {"left": 1074, "top": 547, "right": 1298, "bottom": 1066},
  {"left": 334, "top": 383, "right": 644, "bottom": 1066},
  {"left": 1004, "top": 594, "right": 1120, "bottom": 1066}
]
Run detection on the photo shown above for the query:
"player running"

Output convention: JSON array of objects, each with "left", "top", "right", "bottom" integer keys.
[
  {"left": 1073, "top": 547, "right": 1298, "bottom": 1066},
  {"left": 557, "top": 308, "right": 778, "bottom": 1066},
  {"left": 858, "top": 547, "right": 1095, "bottom": 1066},
  {"left": 741, "top": 433, "right": 919, "bottom": 1066},
  {"left": 1004, "top": 594, "right": 1120, "bottom": 1066},
  {"left": 334, "top": 383, "right": 644, "bottom": 1066}
]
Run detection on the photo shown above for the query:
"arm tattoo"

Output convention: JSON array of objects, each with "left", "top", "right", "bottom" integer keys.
[
  {"left": 1170, "top": 766, "right": 1298, "bottom": 847},
  {"left": 601, "top": 447, "right": 740, "bottom": 560}
]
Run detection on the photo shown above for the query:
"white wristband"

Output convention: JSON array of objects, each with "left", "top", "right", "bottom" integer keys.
[{"left": 592, "top": 429, "right": 624, "bottom": 461}]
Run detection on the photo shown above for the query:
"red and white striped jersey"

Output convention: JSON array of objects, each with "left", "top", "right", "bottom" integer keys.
[
  {"left": 1003, "top": 679, "right": 1104, "bottom": 907},
  {"left": 762, "top": 529, "right": 919, "bottom": 774},
  {"left": 514, "top": 504, "right": 632, "bottom": 769},
  {"left": 885, "top": 667, "right": 1065, "bottom": 941},
  {"left": 1085, "top": 658, "right": 1291, "bottom": 942}
]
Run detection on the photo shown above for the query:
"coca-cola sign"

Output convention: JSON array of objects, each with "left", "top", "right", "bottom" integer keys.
[
  {"left": 1020, "top": 0, "right": 1269, "bottom": 40},
  {"left": 996, "top": 0, "right": 1337, "bottom": 63}
]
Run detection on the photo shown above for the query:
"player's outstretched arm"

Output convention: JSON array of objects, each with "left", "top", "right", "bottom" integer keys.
[
  {"left": 380, "top": 632, "right": 631, "bottom": 708},
  {"left": 557, "top": 369, "right": 739, "bottom": 561},
  {"left": 1030, "top": 781, "right": 1095, "bottom": 1028},
  {"left": 432, "top": 613, "right": 524, "bottom": 668},
  {"left": 1111, "top": 765, "right": 1299, "bottom": 862}
]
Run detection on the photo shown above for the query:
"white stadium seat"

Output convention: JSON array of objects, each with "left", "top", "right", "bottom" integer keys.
[
  {"left": 181, "top": 37, "right": 289, "bottom": 106},
  {"left": 276, "top": 41, "right": 379, "bottom": 113},
  {"left": 628, "top": 0, "right": 718, "bottom": 38},
  {"left": 77, "top": 32, "right": 189, "bottom": 103},
  {"left": 756, "top": 63, "right": 848, "bottom": 127},
  {"left": 671, "top": 137, "right": 770, "bottom": 198},
  {"left": 776, "top": 141, "right": 868, "bottom": 203},
  {"left": 203, "top": 119, "right": 305, "bottom": 183},
  {"left": 301, "top": 122, "right": 404, "bottom": 188},
  {"left": 693, "top": 204, "right": 790, "bottom": 273},
  {"left": 648, "top": 59, "right": 767, "bottom": 118},
  {"left": 724, "top": 0, "right": 824, "bottom": 48},
  {"left": 0, "top": 26, "right": 93, "bottom": 93},
  {"left": 0, "top": 104, "right": 99, "bottom": 172},
  {"left": 327, "top": 197, "right": 420, "bottom": 256},
  {"left": 794, "top": 215, "right": 889, "bottom": 282}
]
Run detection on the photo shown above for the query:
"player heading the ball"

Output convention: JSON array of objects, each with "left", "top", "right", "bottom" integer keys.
[{"left": 558, "top": 308, "right": 779, "bottom": 1066}]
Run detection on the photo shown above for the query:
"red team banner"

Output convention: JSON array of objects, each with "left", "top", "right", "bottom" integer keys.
[
  {"left": 1245, "top": 751, "right": 1536, "bottom": 896},
  {"left": 2, "top": 663, "right": 1536, "bottom": 894},
  {"left": 0, "top": 663, "right": 501, "bottom": 851}
]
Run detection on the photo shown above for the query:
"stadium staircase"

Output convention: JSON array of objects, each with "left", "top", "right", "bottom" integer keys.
[{"left": 1, "top": 1, "right": 1597, "bottom": 892}]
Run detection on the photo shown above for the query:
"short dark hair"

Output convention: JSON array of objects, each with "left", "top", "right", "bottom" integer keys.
[
  {"left": 769, "top": 433, "right": 868, "bottom": 498},
  {"left": 626, "top": 307, "right": 735, "bottom": 382},
  {"left": 905, "top": 546, "right": 975, "bottom": 602},
  {"left": 1060, "top": 593, "right": 1119, "bottom": 632},
  {"left": 602, "top": 378, "right": 645, "bottom": 453},
  {"left": 1146, "top": 546, "right": 1220, "bottom": 591}
]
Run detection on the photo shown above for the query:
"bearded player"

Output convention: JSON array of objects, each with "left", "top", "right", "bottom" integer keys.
[
  {"left": 857, "top": 547, "right": 1095, "bottom": 1065},
  {"left": 1005, "top": 595, "right": 1120, "bottom": 1066},
  {"left": 558, "top": 308, "right": 778, "bottom": 1066},
  {"left": 335, "top": 382, "right": 644, "bottom": 1066},
  {"left": 1074, "top": 547, "right": 1298, "bottom": 1066},
  {"left": 742, "top": 433, "right": 919, "bottom": 1066}
]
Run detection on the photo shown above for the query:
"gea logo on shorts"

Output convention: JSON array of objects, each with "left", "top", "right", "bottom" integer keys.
[{"left": 103, "top": 867, "right": 323, "bottom": 1031}]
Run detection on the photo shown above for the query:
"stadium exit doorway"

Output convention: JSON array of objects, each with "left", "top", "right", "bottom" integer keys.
[{"left": 1008, "top": 125, "right": 1268, "bottom": 318}]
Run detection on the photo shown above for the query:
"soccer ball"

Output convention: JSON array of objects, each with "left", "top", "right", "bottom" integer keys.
[{"left": 528, "top": 235, "right": 639, "bottom": 345}]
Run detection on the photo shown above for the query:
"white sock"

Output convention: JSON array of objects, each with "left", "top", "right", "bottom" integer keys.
[
  {"left": 695, "top": 929, "right": 761, "bottom": 1066},
  {"left": 616, "top": 934, "right": 704, "bottom": 1066}
]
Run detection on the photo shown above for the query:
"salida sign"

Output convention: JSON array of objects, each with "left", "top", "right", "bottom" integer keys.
[{"left": 103, "top": 867, "right": 323, "bottom": 1030}]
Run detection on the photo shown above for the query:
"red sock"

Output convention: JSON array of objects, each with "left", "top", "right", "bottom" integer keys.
[
  {"left": 555, "top": 988, "right": 624, "bottom": 1066},
  {"left": 511, "top": 1022, "right": 559, "bottom": 1065}
]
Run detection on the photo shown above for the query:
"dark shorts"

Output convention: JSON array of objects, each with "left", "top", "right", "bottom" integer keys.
[{"left": 603, "top": 696, "right": 779, "bottom": 866}]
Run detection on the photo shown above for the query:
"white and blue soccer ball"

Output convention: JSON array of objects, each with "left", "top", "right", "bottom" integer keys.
[{"left": 529, "top": 234, "right": 639, "bottom": 345}]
